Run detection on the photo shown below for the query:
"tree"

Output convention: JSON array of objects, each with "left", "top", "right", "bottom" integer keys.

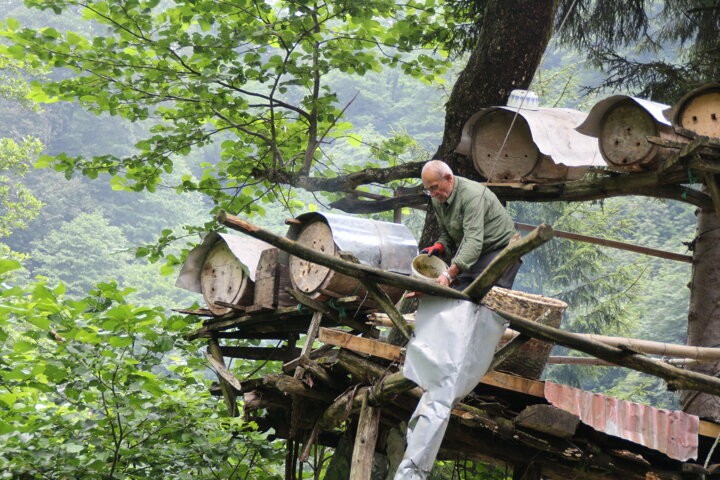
[
  {"left": 3, "top": 0, "right": 719, "bottom": 447},
  {"left": 0, "top": 263, "right": 287, "bottom": 479}
]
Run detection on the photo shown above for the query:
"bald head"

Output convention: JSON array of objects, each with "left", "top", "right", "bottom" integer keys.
[
  {"left": 421, "top": 160, "right": 453, "bottom": 179},
  {"left": 421, "top": 160, "right": 455, "bottom": 202}
]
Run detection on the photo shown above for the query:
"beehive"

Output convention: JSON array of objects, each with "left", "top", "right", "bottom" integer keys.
[
  {"left": 457, "top": 106, "right": 601, "bottom": 183},
  {"left": 665, "top": 83, "right": 720, "bottom": 138},
  {"left": 577, "top": 96, "right": 685, "bottom": 172},
  {"left": 175, "top": 232, "right": 272, "bottom": 315},
  {"left": 286, "top": 213, "right": 417, "bottom": 304}
]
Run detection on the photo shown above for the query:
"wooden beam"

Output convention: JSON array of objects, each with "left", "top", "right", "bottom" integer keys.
[
  {"left": 350, "top": 391, "right": 382, "bottom": 480},
  {"left": 207, "top": 339, "right": 239, "bottom": 416},
  {"left": 318, "top": 327, "right": 405, "bottom": 363},
  {"left": 330, "top": 168, "right": 714, "bottom": 215},
  {"left": 205, "top": 351, "right": 243, "bottom": 392},
  {"left": 514, "top": 222, "right": 693, "bottom": 263},
  {"left": 494, "top": 307, "right": 720, "bottom": 396},
  {"left": 220, "top": 345, "right": 301, "bottom": 361}
]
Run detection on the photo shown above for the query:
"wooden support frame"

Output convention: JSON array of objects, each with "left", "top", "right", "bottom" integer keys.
[
  {"left": 207, "top": 338, "right": 239, "bottom": 416},
  {"left": 350, "top": 391, "right": 382, "bottom": 480}
]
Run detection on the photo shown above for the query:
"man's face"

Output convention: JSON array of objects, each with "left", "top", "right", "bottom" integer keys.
[{"left": 422, "top": 171, "right": 454, "bottom": 203}]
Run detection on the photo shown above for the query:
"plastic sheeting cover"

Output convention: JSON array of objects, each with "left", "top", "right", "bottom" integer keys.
[{"left": 395, "top": 297, "right": 507, "bottom": 479}]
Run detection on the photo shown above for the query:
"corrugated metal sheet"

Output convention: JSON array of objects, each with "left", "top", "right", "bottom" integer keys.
[{"left": 544, "top": 381, "right": 699, "bottom": 462}]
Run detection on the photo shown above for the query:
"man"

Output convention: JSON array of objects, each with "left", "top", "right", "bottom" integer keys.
[{"left": 420, "top": 159, "right": 520, "bottom": 290}]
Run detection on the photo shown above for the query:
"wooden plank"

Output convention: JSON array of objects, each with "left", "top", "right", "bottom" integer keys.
[
  {"left": 205, "top": 351, "right": 243, "bottom": 392},
  {"left": 480, "top": 370, "right": 545, "bottom": 398},
  {"left": 318, "top": 327, "right": 405, "bottom": 362},
  {"left": 699, "top": 420, "right": 720, "bottom": 439},
  {"left": 350, "top": 391, "right": 382, "bottom": 480}
]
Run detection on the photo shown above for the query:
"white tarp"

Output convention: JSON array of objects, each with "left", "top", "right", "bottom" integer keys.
[{"left": 395, "top": 297, "right": 507, "bottom": 480}]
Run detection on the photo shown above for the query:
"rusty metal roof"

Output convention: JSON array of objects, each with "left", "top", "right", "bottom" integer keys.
[{"left": 544, "top": 381, "right": 699, "bottom": 462}]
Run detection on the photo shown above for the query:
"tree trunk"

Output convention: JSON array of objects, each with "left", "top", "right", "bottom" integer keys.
[
  {"left": 421, "top": 0, "right": 559, "bottom": 245},
  {"left": 681, "top": 207, "right": 720, "bottom": 421}
]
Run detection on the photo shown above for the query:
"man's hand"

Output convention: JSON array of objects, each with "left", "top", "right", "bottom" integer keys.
[
  {"left": 420, "top": 242, "right": 444, "bottom": 257},
  {"left": 435, "top": 264, "right": 459, "bottom": 287},
  {"left": 435, "top": 272, "right": 452, "bottom": 287}
]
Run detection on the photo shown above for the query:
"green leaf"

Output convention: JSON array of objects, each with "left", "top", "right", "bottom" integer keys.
[{"left": 0, "top": 259, "right": 21, "bottom": 274}]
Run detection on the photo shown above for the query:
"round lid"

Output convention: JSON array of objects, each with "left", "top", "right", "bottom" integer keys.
[
  {"left": 472, "top": 110, "right": 539, "bottom": 181},
  {"left": 200, "top": 242, "right": 246, "bottom": 315},
  {"left": 289, "top": 220, "right": 336, "bottom": 293},
  {"left": 599, "top": 101, "right": 657, "bottom": 167}
]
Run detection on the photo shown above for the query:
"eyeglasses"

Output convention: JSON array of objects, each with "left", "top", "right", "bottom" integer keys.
[{"left": 422, "top": 184, "right": 440, "bottom": 196}]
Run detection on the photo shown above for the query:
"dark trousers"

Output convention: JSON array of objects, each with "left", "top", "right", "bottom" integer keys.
[{"left": 452, "top": 248, "right": 522, "bottom": 291}]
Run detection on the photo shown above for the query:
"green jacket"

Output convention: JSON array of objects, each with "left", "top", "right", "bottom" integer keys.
[{"left": 431, "top": 176, "right": 516, "bottom": 271}]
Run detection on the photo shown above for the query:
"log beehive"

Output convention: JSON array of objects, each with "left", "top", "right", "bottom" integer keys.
[
  {"left": 457, "top": 106, "right": 601, "bottom": 183},
  {"left": 665, "top": 83, "right": 720, "bottom": 138},
  {"left": 577, "top": 96, "right": 686, "bottom": 172},
  {"left": 286, "top": 212, "right": 418, "bottom": 305}
]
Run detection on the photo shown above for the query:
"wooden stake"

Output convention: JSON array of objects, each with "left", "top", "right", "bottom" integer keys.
[
  {"left": 349, "top": 391, "right": 382, "bottom": 480},
  {"left": 207, "top": 338, "right": 238, "bottom": 416}
]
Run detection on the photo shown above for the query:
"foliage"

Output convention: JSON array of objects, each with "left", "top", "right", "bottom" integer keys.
[
  {"left": 1, "top": 0, "right": 450, "bottom": 213},
  {"left": 0, "top": 262, "right": 285, "bottom": 479},
  {"left": 556, "top": 0, "right": 720, "bottom": 101},
  {"left": 0, "top": 136, "right": 43, "bottom": 238}
]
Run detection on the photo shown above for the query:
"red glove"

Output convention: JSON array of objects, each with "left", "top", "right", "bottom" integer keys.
[{"left": 420, "top": 242, "right": 445, "bottom": 257}]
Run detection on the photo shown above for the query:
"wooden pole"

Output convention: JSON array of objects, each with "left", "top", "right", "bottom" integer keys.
[
  {"left": 493, "top": 307, "right": 720, "bottom": 395},
  {"left": 207, "top": 338, "right": 238, "bottom": 416},
  {"left": 349, "top": 391, "right": 382, "bottom": 480},
  {"left": 217, "top": 211, "right": 468, "bottom": 300},
  {"left": 514, "top": 222, "right": 693, "bottom": 263}
]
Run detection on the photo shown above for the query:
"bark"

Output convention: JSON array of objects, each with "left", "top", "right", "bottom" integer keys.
[
  {"left": 681, "top": 207, "right": 720, "bottom": 421},
  {"left": 421, "top": 0, "right": 560, "bottom": 245}
]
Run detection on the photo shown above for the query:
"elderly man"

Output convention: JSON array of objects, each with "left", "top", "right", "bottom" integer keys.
[{"left": 420, "top": 159, "right": 520, "bottom": 290}]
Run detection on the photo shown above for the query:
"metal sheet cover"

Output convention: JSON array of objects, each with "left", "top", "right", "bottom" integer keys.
[
  {"left": 545, "top": 381, "right": 699, "bottom": 462},
  {"left": 289, "top": 212, "right": 418, "bottom": 275}
]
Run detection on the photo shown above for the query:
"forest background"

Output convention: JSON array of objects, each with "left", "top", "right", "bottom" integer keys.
[{"left": 0, "top": 0, "right": 701, "bottom": 478}]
